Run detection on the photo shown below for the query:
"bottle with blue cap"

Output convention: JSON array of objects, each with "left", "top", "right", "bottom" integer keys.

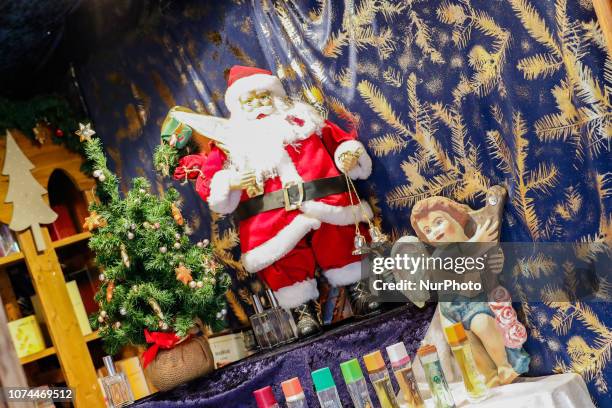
[{"left": 311, "top": 367, "right": 343, "bottom": 407}]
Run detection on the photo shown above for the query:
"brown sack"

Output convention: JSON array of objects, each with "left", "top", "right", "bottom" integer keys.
[{"left": 145, "top": 336, "right": 214, "bottom": 391}]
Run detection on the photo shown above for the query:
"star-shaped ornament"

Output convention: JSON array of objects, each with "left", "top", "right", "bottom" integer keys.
[
  {"left": 33, "top": 122, "right": 51, "bottom": 145},
  {"left": 83, "top": 211, "right": 107, "bottom": 231},
  {"left": 171, "top": 203, "right": 184, "bottom": 226},
  {"left": 76, "top": 122, "right": 96, "bottom": 142},
  {"left": 175, "top": 263, "right": 193, "bottom": 285}
]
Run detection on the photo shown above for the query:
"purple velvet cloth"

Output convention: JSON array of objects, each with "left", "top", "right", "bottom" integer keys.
[{"left": 134, "top": 304, "right": 435, "bottom": 408}]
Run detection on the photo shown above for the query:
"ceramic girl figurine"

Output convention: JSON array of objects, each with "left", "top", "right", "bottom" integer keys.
[{"left": 397, "top": 190, "right": 529, "bottom": 386}]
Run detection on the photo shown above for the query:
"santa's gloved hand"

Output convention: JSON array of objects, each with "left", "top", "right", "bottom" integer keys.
[
  {"left": 173, "top": 154, "right": 206, "bottom": 181},
  {"left": 339, "top": 150, "right": 361, "bottom": 173}
]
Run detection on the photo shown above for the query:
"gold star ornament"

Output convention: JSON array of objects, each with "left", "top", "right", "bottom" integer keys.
[
  {"left": 175, "top": 263, "right": 193, "bottom": 285},
  {"left": 76, "top": 122, "right": 96, "bottom": 142},
  {"left": 82, "top": 211, "right": 107, "bottom": 231},
  {"left": 33, "top": 122, "right": 52, "bottom": 145}
]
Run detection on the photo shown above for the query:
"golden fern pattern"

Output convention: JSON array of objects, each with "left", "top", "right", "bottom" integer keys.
[{"left": 78, "top": 0, "right": 611, "bottom": 402}]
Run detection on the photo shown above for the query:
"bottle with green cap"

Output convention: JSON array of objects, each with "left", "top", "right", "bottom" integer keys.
[
  {"left": 340, "top": 359, "right": 374, "bottom": 408},
  {"left": 311, "top": 367, "right": 343, "bottom": 408}
]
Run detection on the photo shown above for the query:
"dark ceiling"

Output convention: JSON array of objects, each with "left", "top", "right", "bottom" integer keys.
[{"left": 0, "top": 0, "right": 170, "bottom": 97}]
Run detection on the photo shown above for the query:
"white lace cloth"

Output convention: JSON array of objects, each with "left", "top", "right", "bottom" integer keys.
[{"left": 400, "top": 373, "right": 594, "bottom": 408}]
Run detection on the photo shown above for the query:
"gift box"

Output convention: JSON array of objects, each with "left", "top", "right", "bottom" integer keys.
[
  {"left": 48, "top": 204, "right": 77, "bottom": 241},
  {"left": 208, "top": 332, "right": 250, "bottom": 368},
  {"left": 8, "top": 315, "right": 46, "bottom": 358},
  {"left": 116, "top": 357, "right": 152, "bottom": 400},
  {"left": 31, "top": 280, "right": 92, "bottom": 336}
]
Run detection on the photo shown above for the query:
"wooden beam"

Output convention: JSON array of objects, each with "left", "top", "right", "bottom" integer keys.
[
  {"left": 0, "top": 292, "right": 34, "bottom": 408},
  {"left": 17, "top": 228, "right": 104, "bottom": 408},
  {"left": 594, "top": 0, "right": 612, "bottom": 53}
]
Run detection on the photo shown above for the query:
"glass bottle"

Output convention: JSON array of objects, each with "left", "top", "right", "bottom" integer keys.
[
  {"left": 417, "top": 345, "right": 455, "bottom": 408},
  {"left": 311, "top": 367, "right": 343, "bottom": 408},
  {"left": 363, "top": 350, "right": 400, "bottom": 408},
  {"left": 100, "top": 355, "right": 134, "bottom": 408},
  {"left": 253, "top": 386, "right": 280, "bottom": 408},
  {"left": 281, "top": 377, "right": 308, "bottom": 408},
  {"left": 249, "top": 294, "right": 279, "bottom": 349},
  {"left": 340, "top": 358, "right": 374, "bottom": 408},
  {"left": 266, "top": 288, "right": 297, "bottom": 343},
  {"left": 385, "top": 342, "right": 424, "bottom": 408},
  {"left": 444, "top": 323, "right": 489, "bottom": 403}
]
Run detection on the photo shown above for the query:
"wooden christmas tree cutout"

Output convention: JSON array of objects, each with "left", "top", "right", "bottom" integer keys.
[{"left": 2, "top": 130, "right": 57, "bottom": 251}]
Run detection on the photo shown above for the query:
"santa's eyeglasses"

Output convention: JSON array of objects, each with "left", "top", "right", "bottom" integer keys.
[{"left": 239, "top": 91, "right": 273, "bottom": 110}]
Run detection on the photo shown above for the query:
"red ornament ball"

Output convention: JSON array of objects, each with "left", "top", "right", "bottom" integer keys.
[{"left": 55, "top": 129, "right": 64, "bottom": 137}]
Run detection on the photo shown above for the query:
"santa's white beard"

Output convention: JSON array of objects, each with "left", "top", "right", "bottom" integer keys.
[
  {"left": 226, "top": 99, "right": 324, "bottom": 179},
  {"left": 225, "top": 119, "right": 286, "bottom": 178}
]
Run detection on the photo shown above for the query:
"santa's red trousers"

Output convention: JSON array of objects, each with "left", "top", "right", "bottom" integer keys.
[{"left": 258, "top": 222, "right": 368, "bottom": 292}]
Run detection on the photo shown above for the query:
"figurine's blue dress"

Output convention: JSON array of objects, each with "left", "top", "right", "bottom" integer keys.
[
  {"left": 433, "top": 244, "right": 530, "bottom": 375},
  {"left": 440, "top": 298, "right": 530, "bottom": 374}
]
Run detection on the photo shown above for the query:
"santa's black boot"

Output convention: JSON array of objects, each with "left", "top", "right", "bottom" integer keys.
[
  {"left": 348, "top": 279, "right": 381, "bottom": 316},
  {"left": 291, "top": 301, "right": 321, "bottom": 338}
]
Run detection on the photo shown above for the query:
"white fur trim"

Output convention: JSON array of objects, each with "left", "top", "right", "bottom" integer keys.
[
  {"left": 300, "top": 201, "right": 373, "bottom": 225},
  {"left": 241, "top": 215, "right": 321, "bottom": 273},
  {"left": 276, "top": 145, "right": 303, "bottom": 185},
  {"left": 208, "top": 170, "right": 242, "bottom": 214},
  {"left": 334, "top": 140, "right": 372, "bottom": 180},
  {"left": 274, "top": 279, "right": 319, "bottom": 309},
  {"left": 324, "top": 261, "right": 363, "bottom": 287},
  {"left": 225, "top": 74, "right": 287, "bottom": 115}
]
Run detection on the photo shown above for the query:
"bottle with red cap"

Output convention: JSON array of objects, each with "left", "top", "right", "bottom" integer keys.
[
  {"left": 253, "top": 386, "right": 280, "bottom": 408},
  {"left": 281, "top": 377, "right": 308, "bottom": 407}
]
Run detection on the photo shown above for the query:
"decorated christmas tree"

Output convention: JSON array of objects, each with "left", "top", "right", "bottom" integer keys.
[{"left": 84, "top": 136, "right": 229, "bottom": 356}]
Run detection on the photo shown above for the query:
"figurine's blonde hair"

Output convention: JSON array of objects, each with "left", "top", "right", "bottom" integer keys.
[{"left": 410, "top": 196, "right": 472, "bottom": 242}]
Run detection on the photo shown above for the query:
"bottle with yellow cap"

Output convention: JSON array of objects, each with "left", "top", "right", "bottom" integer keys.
[
  {"left": 417, "top": 345, "right": 455, "bottom": 408},
  {"left": 444, "top": 322, "right": 489, "bottom": 402},
  {"left": 363, "top": 350, "right": 400, "bottom": 408}
]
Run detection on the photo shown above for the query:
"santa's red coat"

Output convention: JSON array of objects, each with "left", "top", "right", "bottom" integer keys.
[{"left": 176, "top": 119, "right": 373, "bottom": 274}]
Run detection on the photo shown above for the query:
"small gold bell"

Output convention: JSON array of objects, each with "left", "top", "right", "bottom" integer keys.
[
  {"left": 369, "top": 226, "right": 388, "bottom": 247},
  {"left": 352, "top": 233, "right": 370, "bottom": 255}
]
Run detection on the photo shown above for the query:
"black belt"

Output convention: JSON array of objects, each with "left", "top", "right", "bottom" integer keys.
[{"left": 235, "top": 175, "right": 348, "bottom": 221}]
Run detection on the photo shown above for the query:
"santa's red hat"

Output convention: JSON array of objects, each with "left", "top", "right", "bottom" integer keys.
[{"left": 224, "top": 65, "right": 286, "bottom": 115}]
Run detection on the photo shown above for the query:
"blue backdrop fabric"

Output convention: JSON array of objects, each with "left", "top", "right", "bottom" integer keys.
[{"left": 75, "top": 0, "right": 611, "bottom": 405}]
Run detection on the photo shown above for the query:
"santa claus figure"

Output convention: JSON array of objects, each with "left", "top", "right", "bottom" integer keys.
[{"left": 166, "top": 65, "right": 380, "bottom": 336}]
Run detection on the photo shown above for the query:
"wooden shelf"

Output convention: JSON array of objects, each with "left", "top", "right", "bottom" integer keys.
[
  {"left": 0, "top": 251, "right": 25, "bottom": 268},
  {"left": 52, "top": 231, "right": 91, "bottom": 249},
  {"left": 20, "top": 346, "right": 57, "bottom": 365},
  {"left": 20, "top": 331, "right": 100, "bottom": 365},
  {"left": 84, "top": 330, "right": 101, "bottom": 343}
]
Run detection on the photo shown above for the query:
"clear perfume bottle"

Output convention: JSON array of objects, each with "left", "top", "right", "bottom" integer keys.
[
  {"left": 266, "top": 288, "right": 297, "bottom": 343},
  {"left": 250, "top": 294, "right": 280, "bottom": 349},
  {"left": 386, "top": 342, "right": 424, "bottom": 408},
  {"left": 444, "top": 323, "right": 489, "bottom": 403},
  {"left": 363, "top": 351, "right": 400, "bottom": 408},
  {"left": 101, "top": 355, "right": 134, "bottom": 408},
  {"left": 417, "top": 345, "right": 455, "bottom": 408},
  {"left": 340, "top": 358, "right": 374, "bottom": 408}
]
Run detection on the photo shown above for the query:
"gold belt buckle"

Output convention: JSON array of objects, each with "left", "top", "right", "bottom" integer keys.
[{"left": 283, "top": 181, "right": 304, "bottom": 211}]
